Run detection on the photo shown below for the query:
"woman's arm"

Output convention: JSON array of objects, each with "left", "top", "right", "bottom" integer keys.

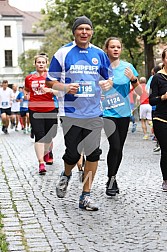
[{"left": 149, "top": 75, "right": 161, "bottom": 106}]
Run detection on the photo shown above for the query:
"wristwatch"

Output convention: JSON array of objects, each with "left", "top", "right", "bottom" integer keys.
[{"left": 131, "top": 78, "right": 137, "bottom": 84}]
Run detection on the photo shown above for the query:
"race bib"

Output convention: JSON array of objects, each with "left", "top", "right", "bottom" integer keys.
[
  {"left": 1, "top": 101, "right": 8, "bottom": 107},
  {"left": 74, "top": 81, "right": 95, "bottom": 97},
  {"left": 102, "top": 92, "right": 125, "bottom": 109},
  {"left": 22, "top": 101, "right": 28, "bottom": 108}
]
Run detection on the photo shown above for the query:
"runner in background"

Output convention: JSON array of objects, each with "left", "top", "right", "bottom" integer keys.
[
  {"left": 102, "top": 37, "right": 142, "bottom": 197},
  {"left": 25, "top": 54, "right": 58, "bottom": 174},
  {"left": 0, "top": 80, "right": 13, "bottom": 134},
  {"left": 11, "top": 84, "right": 20, "bottom": 131}
]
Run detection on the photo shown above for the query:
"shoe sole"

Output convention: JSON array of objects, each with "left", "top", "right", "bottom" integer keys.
[
  {"left": 79, "top": 204, "right": 98, "bottom": 211},
  {"left": 39, "top": 171, "right": 46, "bottom": 175},
  {"left": 106, "top": 190, "right": 119, "bottom": 197},
  {"left": 46, "top": 162, "right": 53, "bottom": 165},
  {"left": 56, "top": 188, "right": 66, "bottom": 198}
]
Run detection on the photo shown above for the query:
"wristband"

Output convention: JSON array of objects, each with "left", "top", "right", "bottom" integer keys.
[{"left": 131, "top": 78, "right": 137, "bottom": 84}]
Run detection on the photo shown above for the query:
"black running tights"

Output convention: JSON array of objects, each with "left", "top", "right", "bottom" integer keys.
[{"left": 103, "top": 117, "right": 130, "bottom": 178}]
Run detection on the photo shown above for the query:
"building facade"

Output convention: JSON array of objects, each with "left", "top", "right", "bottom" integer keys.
[{"left": 0, "top": 0, "right": 45, "bottom": 86}]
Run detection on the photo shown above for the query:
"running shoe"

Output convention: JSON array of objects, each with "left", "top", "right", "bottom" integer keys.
[
  {"left": 15, "top": 126, "right": 19, "bottom": 132},
  {"left": 44, "top": 152, "right": 53, "bottom": 165},
  {"left": 151, "top": 135, "right": 157, "bottom": 142},
  {"left": 27, "top": 127, "right": 31, "bottom": 133},
  {"left": 162, "top": 180, "right": 167, "bottom": 192},
  {"left": 79, "top": 194, "right": 98, "bottom": 211},
  {"left": 2, "top": 125, "right": 5, "bottom": 132},
  {"left": 106, "top": 176, "right": 119, "bottom": 196},
  {"left": 131, "top": 123, "right": 137, "bottom": 133},
  {"left": 143, "top": 134, "right": 149, "bottom": 140},
  {"left": 5, "top": 128, "right": 8, "bottom": 134},
  {"left": 56, "top": 171, "right": 71, "bottom": 198},
  {"left": 39, "top": 163, "right": 46, "bottom": 175},
  {"left": 2, "top": 127, "right": 8, "bottom": 134},
  {"left": 10, "top": 122, "right": 15, "bottom": 129},
  {"left": 30, "top": 129, "right": 34, "bottom": 139},
  {"left": 153, "top": 146, "right": 161, "bottom": 152}
]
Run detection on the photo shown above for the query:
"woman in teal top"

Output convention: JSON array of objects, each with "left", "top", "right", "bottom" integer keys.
[{"left": 102, "top": 37, "right": 142, "bottom": 196}]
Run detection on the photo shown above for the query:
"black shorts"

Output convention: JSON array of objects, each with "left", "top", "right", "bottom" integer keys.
[
  {"left": 20, "top": 110, "right": 29, "bottom": 117},
  {"left": 29, "top": 108, "right": 58, "bottom": 143},
  {"left": 11, "top": 111, "right": 20, "bottom": 115},
  {"left": 1, "top": 108, "right": 11, "bottom": 116}
]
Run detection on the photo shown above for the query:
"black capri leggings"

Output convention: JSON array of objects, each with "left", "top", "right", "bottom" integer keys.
[
  {"left": 29, "top": 108, "right": 58, "bottom": 143},
  {"left": 61, "top": 116, "right": 103, "bottom": 165},
  {"left": 153, "top": 119, "right": 167, "bottom": 180},
  {"left": 103, "top": 117, "right": 130, "bottom": 178}
]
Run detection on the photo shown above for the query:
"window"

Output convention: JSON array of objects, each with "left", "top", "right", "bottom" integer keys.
[
  {"left": 5, "top": 50, "right": 13, "bottom": 67},
  {"left": 4, "top": 26, "right": 11, "bottom": 37}
]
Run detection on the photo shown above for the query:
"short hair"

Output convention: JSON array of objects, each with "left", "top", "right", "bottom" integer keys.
[
  {"left": 153, "top": 65, "right": 161, "bottom": 74},
  {"left": 139, "top": 77, "right": 146, "bottom": 83},
  {"left": 2, "top": 80, "right": 8, "bottom": 84}
]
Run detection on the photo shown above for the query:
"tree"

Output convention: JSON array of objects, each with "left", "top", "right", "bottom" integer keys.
[
  {"left": 18, "top": 25, "right": 71, "bottom": 77},
  {"left": 39, "top": 22, "right": 71, "bottom": 59},
  {"left": 18, "top": 49, "right": 38, "bottom": 78},
  {"left": 41, "top": 0, "right": 167, "bottom": 79}
]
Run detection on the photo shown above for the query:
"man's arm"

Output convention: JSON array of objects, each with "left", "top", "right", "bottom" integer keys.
[{"left": 45, "top": 80, "right": 79, "bottom": 95}]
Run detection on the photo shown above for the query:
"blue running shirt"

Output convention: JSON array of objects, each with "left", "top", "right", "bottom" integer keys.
[
  {"left": 102, "top": 60, "right": 138, "bottom": 118},
  {"left": 46, "top": 41, "right": 113, "bottom": 118}
]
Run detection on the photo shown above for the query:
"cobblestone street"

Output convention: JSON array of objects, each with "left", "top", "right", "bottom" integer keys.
[{"left": 0, "top": 123, "right": 167, "bottom": 252}]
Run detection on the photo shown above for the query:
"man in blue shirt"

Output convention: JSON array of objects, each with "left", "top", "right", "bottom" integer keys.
[{"left": 46, "top": 16, "right": 113, "bottom": 211}]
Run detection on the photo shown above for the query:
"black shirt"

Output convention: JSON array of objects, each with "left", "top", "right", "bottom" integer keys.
[{"left": 149, "top": 72, "right": 167, "bottom": 120}]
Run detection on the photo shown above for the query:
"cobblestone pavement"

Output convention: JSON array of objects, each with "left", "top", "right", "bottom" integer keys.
[{"left": 0, "top": 123, "right": 167, "bottom": 252}]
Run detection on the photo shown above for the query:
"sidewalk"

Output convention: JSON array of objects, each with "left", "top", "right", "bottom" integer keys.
[{"left": 0, "top": 123, "right": 167, "bottom": 252}]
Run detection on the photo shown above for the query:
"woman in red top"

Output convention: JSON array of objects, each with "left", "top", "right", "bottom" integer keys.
[{"left": 25, "top": 54, "right": 58, "bottom": 174}]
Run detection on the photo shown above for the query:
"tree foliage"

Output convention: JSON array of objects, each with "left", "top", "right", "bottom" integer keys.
[
  {"left": 40, "top": 0, "right": 167, "bottom": 78},
  {"left": 18, "top": 24, "right": 71, "bottom": 78},
  {"left": 18, "top": 49, "right": 38, "bottom": 78}
]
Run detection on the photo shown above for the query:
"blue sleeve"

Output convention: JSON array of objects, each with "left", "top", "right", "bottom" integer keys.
[
  {"left": 46, "top": 55, "right": 62, "bottom": 82},
  {"left": 100, "top": 53, "right": 113, "bottom": 80},
  {"left": 16, "top": 92, "right": 21, "bottom": 99},
  {"left": 146, "top": 76, "right": 153, "bottom": 92}
]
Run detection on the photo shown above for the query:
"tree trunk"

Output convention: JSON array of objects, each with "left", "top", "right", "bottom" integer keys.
[{"left": 143, "top": 38, "right": 154, "bottom": 80}]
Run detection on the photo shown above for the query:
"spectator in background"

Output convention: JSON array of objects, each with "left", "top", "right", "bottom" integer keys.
[{"left": 139, "top": 77, "right": 152, "bottom": 140}]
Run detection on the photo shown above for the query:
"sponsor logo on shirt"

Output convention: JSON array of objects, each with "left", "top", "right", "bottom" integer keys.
[
  {"left": 92, "top": 58, "right": 98, "bottom": 65},
  {"left": 79, "top": 50, "right": 88, "bottom": 53}
]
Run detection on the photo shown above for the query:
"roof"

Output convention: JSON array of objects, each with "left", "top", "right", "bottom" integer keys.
[
  {"left": 13, "top": 9, "right": 44, "bottom": 35},
  {"left": 0, "top": 0, "right": 44, "bottom": 35},
  {"left": 0, "top": 0, "right": 23, "bottom": 17}
]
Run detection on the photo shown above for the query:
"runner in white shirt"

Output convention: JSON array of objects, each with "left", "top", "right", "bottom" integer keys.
[
  {"left": 0, "top": 80, "right": 13, "bottom": 134},
  {"left": 11, "top": 84, "right": 20, "bottom": 131}
]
